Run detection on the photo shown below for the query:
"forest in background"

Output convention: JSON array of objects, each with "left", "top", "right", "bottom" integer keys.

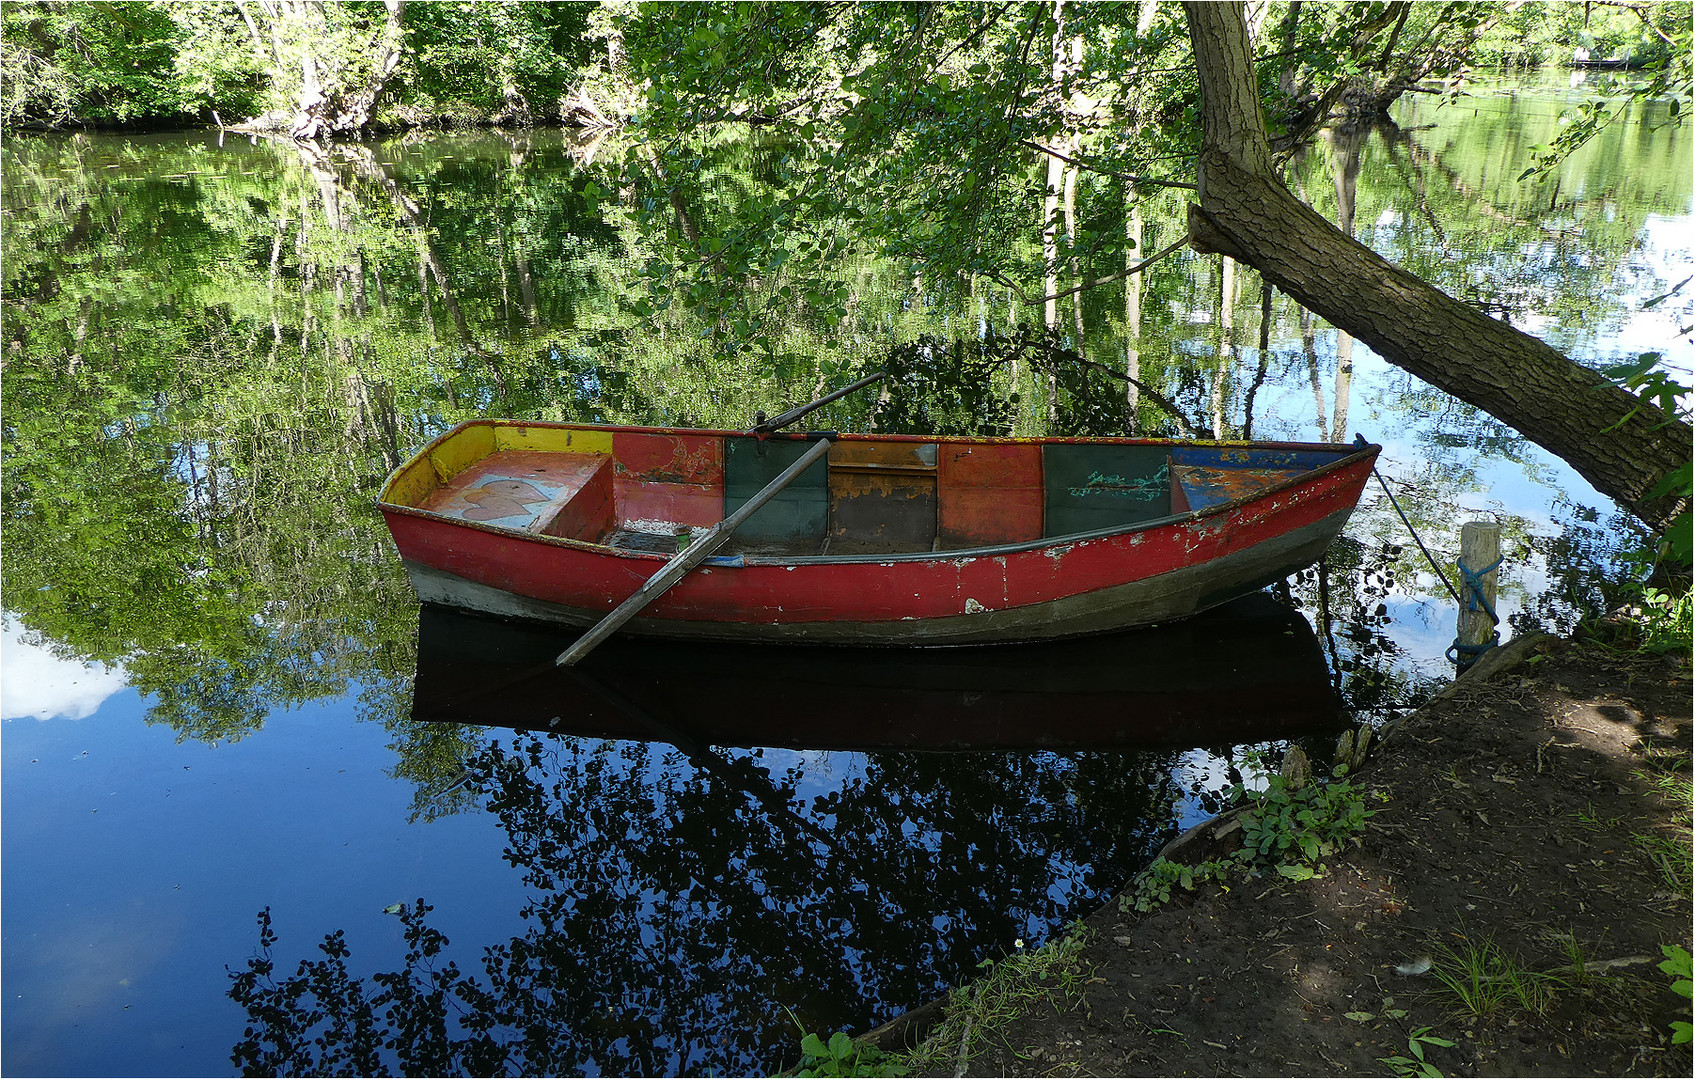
[
  {"left": 5, "top": 1, "right": 1691, "bottom": 542},
  {"left": 1, "top": 0, "right": 1686, "bottom": 135}
]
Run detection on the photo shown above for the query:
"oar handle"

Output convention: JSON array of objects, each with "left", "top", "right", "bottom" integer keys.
[{"left": 752, "top": 371, "right": 886, "bottom": 434}]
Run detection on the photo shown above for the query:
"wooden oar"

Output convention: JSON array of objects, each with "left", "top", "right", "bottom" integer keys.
[
  {"left": 554, "top": 435, "right": 832, "bottom": 666},
  {"left": 751, "top": 370, "right": 886, "bottom": 434}
]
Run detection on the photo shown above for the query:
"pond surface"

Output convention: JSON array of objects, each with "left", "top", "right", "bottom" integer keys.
[{"left": 3, "top": 72, "right": 1690, "bottom": 1076}]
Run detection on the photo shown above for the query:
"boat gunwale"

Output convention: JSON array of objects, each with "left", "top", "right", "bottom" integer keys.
[{"left": 375, "top": 418, "right": 1382, "bottom": 566}]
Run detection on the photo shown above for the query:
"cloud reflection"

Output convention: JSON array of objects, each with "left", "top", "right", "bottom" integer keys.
[{"left": 2, "top": 616, "right": 129, "bottom": 721}]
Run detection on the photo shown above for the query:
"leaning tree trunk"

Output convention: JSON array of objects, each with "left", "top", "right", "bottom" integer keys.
[
  {"left": 1182, "top": 1, "right": 1690, "bottom": 534},
  {"left": 289, "top": 0, "right": 408, "bottom": 140}
]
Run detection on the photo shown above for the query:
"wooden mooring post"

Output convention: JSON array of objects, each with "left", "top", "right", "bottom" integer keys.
[{"left": 1453, "top": 520, "right": 1502, "bottom": 672}]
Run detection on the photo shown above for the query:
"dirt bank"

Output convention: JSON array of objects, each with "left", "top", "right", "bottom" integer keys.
[{"left": 892, "top": 633, "right": 1693, "bottom": 1077}]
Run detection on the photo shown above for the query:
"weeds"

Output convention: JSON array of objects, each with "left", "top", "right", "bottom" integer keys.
[
  {"left": 1429, "top": 934, "right": 1564, "bottom": 1019},
  {"left": 1377, "top": 1026, "right": 1455, "bottom": 1077},
  {"left": 1633, "top": 737, "right": 1694, "bottom": 896},
  {"left": 1123, "top": 768, "right": 1382, "bottom": 914},
  {"left": 910, "top": 925, "right": 1092, "bottom": 1072}
]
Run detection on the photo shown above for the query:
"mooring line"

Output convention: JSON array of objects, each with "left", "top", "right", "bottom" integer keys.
[{"left": 1371, "top": 466, "right": 1461, "bottom": 605}]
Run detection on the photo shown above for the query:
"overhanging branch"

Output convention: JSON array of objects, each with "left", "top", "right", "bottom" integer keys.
[{"left": 1020, "top": 139, "right": 1198, "bottom": 190}]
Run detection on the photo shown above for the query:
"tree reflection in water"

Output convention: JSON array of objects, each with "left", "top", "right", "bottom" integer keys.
[
  {"left": 231, "top": 735, "right": 1180, "bottom": 1075},
  {"left": 230, "top": 600, "right": 1347, "bottom": 1076}
]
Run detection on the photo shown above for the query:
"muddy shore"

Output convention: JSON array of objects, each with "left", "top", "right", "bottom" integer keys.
[{"left": 872, "top": 632, "right": 1693, "bottom": 1077}]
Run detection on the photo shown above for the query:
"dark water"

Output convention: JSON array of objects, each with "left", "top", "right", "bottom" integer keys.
[{"left": 3, "top": 72, "right": 1690, "bottom": 1076}]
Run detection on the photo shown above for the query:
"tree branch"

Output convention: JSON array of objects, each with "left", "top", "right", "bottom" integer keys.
[
  {"left": 1019, "top": 139, "right": 1198, "bottom": 190},
  {"left": 986, "top": 234, "right": 1188, "bottom": 308},
  {"left": 1591, "top": 1, "right": 1677, "bottom": 47}
]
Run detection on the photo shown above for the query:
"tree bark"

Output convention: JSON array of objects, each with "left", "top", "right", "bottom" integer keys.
[
  {"left": 1182, "top": 0, "right": 1690, "bottom": 533},
  {"left": 287, "top": 0, "right": 408, "bottom": 139}
]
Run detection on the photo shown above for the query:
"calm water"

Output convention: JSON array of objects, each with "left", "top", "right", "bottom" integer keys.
[{"left": 3, "top": 72, "right": 1691, "bottom": 1076}]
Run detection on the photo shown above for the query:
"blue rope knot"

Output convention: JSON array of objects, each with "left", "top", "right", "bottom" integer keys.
[
  {"left": 1457, "top": 555, "right": 1502, "bottom": 620},
  {"left": 1447, "top": 554, "right": 1503, "bottom": 664}
]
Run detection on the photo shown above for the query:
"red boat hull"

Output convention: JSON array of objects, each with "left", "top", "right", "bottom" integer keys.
[{"left": 379, "top": 423, "right": 1379, "bottom": 645}]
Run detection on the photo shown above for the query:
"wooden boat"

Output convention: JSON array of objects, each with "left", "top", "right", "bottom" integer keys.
[
  {"left": 377, "top": 419, "right": 1380, "bottom": 645},
  {"left": 410, "top": 595, "right": 1344, "bottom": 751}
]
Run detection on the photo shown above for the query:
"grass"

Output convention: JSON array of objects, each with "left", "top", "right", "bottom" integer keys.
[
  {"left": 1428, "top": 933, "right": 1565, "bottom": 1020},
  {"left": 1634, "top": 737, "right": 1694, "bottom": 895},
  {"left": 909, "top": 924, "right": 1094, "bottom": 1073}
]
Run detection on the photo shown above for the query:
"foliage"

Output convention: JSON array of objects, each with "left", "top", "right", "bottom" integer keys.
[
  {"left": 1601, "top": 351, "right": 1693, "bottom": 569},
  {"left": 1, "top": 1, "right": 206, "bottom": 126},
  {"left": 1377, "top": 1025, "right": 1456, "bottom": 1078},
  {"left": 1123, "top": 766, "right": 1382, "bottom": 914},
  {"left": 385, "top": 0, "right": 594, "bottom": 125},
  {"left": 0, "top": 1, "right": 599, "bottom": 132},
  {"left": 1515, "top": 2, "right": 1693, "bottom": 181},
  {"left": 1659, "top": 944, "right": 1692, "bottom": 1045},
  {"left": 869, "top": 334, "right": 1022, "bottom": 437},
  {"left": 787, "top": 1030, "right": 905, "bottom": 1078}
]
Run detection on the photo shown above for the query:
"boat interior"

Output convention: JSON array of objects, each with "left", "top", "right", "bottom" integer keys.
[{"left": 380, "top": 422, "right": 1345, "bottom": 558}]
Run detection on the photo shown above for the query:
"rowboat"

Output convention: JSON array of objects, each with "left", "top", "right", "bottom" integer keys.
[
  {"left": 411, "top": 595, "right": 1344, "bottom": 751},
  {"left": 376, "top": 419, "right": 1380, "bottom": 646}
]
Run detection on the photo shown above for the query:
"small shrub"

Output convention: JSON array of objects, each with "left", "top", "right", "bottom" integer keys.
[
  {"left": 1122, "top": 769, "right": 1381, "bottom": 915},
  {"left": 789, "top": 1030, "right": 904, "bottom": 1078}
]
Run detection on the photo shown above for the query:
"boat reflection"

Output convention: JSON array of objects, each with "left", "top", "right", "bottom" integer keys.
[{"left": 411, "top": 593, "right": 1343, "bottom": 751}]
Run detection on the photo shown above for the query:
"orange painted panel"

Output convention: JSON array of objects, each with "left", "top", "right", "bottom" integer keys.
[
  {"left": 829, "top": 440, "right": 938, "bottom": 469},
  {"left": 937, "top": 442, "right": 1044, "bottom": 547},
  {"left": 611, "top": 430, "right": 726, "bottom": 529},
  {"left": 613, "top": 430, "right": 723, "bottom": 486}
]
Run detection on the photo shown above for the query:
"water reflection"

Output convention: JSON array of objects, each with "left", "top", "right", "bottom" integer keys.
[
  {"left": 413, "top": 595, "right": 1343, "bottom": 751},
  {"left": 226, "top": 599, "right": 1345, "bottom": 1076}
]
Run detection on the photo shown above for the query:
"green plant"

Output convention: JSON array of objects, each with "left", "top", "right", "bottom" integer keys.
[
  {"left": 1658, "top": 944, "right": 1692, "bottom": 1046},
  {"left": 1603, "top": 352, "right": 1693, "bottom": 570},
  {"left": 1430, "top": 934, "right": 1563, "bottom": 1019},
  {"left": 1377, "top": 1026, "right": 1455, "bottom": 1077},
  {"left": 1123, "top": 855, "right": 1234, "bottom": 914},
  {"left": 789, "top": 1030, "right": 904, "bottom": 1078},
  {"left": 1236, "top": 772, "right": 1378, "bottom": 877},
  {"left": 909, "top": 926, "right": 1092, "bottom": 1070},
  {"left": 1636, "top": 587, "right": 1694, "bottom": 655},
  {"left": 1122, "top": 770, "right": 1382, "bottom": 915}
]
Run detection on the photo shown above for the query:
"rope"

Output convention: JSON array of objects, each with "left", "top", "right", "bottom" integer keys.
[
  {"left": 1446, "top": 553, "right": 1503, "bottom": 664},
  {"left": 1370, "top": 465, "right": 1500, "bottom": 665},
  {"left": 1371, "top": 467, "right": 1460, "bottom": 605}
]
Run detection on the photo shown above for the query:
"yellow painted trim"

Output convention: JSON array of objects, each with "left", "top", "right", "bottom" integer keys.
[
  {"left": 495, "top": 424, "right": 614, "bottom": 456},
  {"left": 381, "top": 457, "right": 439, "bottom": 508},
  {"left": 429, "top": 423, "right": 496, "bottom": 482}
]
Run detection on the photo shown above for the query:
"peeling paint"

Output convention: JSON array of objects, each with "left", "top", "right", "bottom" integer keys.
[{"left": 965, "top": 597, "right": 987, "bottom": 614}]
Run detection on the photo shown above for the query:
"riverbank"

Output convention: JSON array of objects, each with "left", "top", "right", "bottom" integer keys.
[{"left": 881, "top": 631, "right": 1692, "bottom": 1077}]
